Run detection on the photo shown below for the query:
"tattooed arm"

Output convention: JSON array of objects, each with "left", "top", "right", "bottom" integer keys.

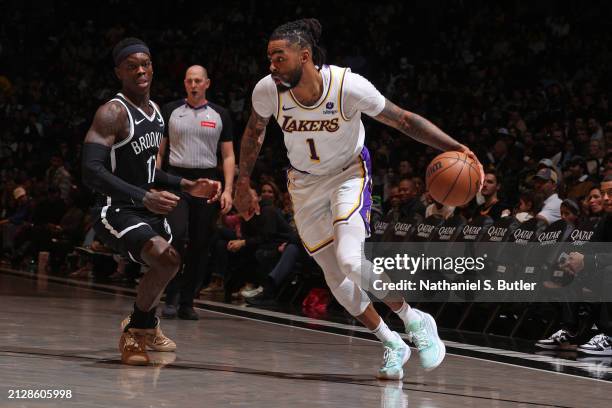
[
  {"left": 234, "top": 109, "right": 270, "bottom": 219},
  {"left": 374, "top": 98, "right": 484, "bottom": 185},
  {"left": 374, "top": 99, "right": 462, "bottom": 151}
]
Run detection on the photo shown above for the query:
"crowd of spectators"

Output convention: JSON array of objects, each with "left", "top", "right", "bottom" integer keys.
[{"left": 1, "top": 2, "right": 612, "bottom": 309}]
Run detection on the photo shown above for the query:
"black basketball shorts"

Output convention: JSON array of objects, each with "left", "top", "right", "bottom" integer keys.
[{"left": 92, "top": 204, "right": 173, "bottom": 264}]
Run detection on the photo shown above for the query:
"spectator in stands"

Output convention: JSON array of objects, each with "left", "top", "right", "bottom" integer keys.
[
  {"left": 564, "top": 156, "right": 595, "bottom": 201},
  {"left": 575, "top": 129, "right": 590, "bottom": 156},
  {"left": 260, "top": 181, "right": 282, "bottom": 209},
  {"left": 398, "top": 178, "right": 425, "bottom": 219},
  {"left": 212, "top": 183, "right": 296, "bottom": 300},
  {"left": 585, "top": 187, "right": 605, "bottom": 219},
  {"left": 602, "top": 153, "right": 612, "bottom": 178},
  {"left": 397, "top": 159, "right": 413, "bottom": 180},
  {"left": 560, "top": 199, "right": 580, "bottom": 226},
  {"left": 586, "top": 139, "right": 606, "bottom": 176},
  {"left": 17, "top": 186, "right": 66, "bottom": 264},
  {"left": 48, "top": 188, "right": 86, "bottom": 272},
  {"left": 588, "top": 117, "right": 603, "bottom": 141},
  {"left": 245, "top": 234, "right": 303, "bottom": 306},
  {"left": 425, "top": 194, "right": 455, "bottom": 220},
  {"left": 412, "top": 176, "right": 428, "bottom": 208},
  {"left": 506, "top": 191, "right": 543, "bottom": 223},
  {"left": 45, "top": 155, "right": 72, "bottom": 202},
  {"left": 242, "top": 182, "right": 298, "bottom": 299},
  {"left": 201, "top": 211, "right": 242, "bottom": 294},
  {"left": 0, "top": 187, "right": 31, "bottom": 259},
  {"left": 549, "top": 175, "right": 612, "bottom": 355},
  {"left": 471, "top": 172, "right": 509, "bottom": 221},
  {"left": 383, "top": 185, "right": 401, "bottom": 221},
  {"left": 212, "top": 211, "right": 259, "bottom": 299},
  {"left": 533, "top": 168, "right": 562, "bottom": 225},
  {"left": 537, "top": 158, "right": 562, "bottom": 183},
  {"left": 485, "top": 139, "right": 509, "bottom": 173}
]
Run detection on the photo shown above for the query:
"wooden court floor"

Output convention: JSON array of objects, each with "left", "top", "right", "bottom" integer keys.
[{"left": 1, "top": 273, "right": 611, "bottom": 408}]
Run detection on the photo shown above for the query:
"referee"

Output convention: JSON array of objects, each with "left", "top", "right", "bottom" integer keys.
[{"left": 158, "top": 65, "right": 235, "bottom": 320}]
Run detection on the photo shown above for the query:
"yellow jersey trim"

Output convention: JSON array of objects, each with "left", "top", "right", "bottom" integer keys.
[{"left": 338, "top": 68, "right": 350, "bottom": 121}]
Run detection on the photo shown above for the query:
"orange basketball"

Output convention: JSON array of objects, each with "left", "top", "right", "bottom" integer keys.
[{"left": 425, "top": 151, "right": 481, "bottom": 207}]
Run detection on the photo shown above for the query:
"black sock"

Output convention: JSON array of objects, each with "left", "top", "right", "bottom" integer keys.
[{"left": 126, "top": 304, "right": 157, "bottom": 331}]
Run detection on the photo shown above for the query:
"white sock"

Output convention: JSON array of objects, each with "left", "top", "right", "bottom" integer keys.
[
  {"left": 371, "top": 319, "right": 398, "bottom": 343},
  {"left": 394, "top": 302, "right": 421, "bottom": 325}
]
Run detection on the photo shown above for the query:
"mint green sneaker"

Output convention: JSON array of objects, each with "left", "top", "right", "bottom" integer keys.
[
  {"left": 377, "top": 334, "right": 411, "bottom": 380},
  {"left": 406, "top": 309, "right": 446, "bottom": 371}
]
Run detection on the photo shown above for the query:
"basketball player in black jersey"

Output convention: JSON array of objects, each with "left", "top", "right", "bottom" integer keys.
[{"left": 82, "top": 38, "right": 220, "bottom": 365}]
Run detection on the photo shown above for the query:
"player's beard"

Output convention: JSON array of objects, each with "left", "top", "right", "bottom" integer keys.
[{"left": 275, "top": 65, "right": 303, "bottom": 92}]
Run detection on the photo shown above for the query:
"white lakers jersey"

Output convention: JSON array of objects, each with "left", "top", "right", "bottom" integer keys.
[{"left": 252, "top": 65, "right": 385, "bottom": 175}]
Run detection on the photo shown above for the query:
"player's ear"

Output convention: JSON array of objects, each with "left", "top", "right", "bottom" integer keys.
[
  {"left": 114, "top": 66, "right": 122, "bottom": 81},
  {"left": 300, "top": 48, "right": 310, "bottom": 64},
  {"left": 205, "top": 78, "right": 211, "bottom": 89}
]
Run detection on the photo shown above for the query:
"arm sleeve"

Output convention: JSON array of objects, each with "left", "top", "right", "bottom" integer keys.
[
  {"left": 341, "top": 71, "right": 386, "bottom": 119},
  {"left": 251, "top": 76, "right": 277, "bottom": 119},
  {"left": 153, "top": 169, "right": 182, "bottom": 190},
  {"left": 81, "top": 142, "right": 147, "bottom": 204}
]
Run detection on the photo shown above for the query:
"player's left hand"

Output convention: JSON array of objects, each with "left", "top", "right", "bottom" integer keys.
[
  {"left": 456, "top": 144, "right": 485, "bottom": 192},
  {"left": 220, "top": 189, "right": 233, "bottom": 214},
  {"left": 183, "top": 178, "right": 221, "bottom": 203}
]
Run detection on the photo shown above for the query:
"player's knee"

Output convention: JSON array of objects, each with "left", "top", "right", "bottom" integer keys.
[
  {"left": 158, "top": 245, "right": 181, "bottom": 276},
  {"left": 142, "top": 238, "right": 181, "bottom": 277},
  {"left": 329, "top": 279, "right": 369, "bottom": 317},
  {"left": 336, "top": 251, "right": 362, "bottom": 282},
  {"left": 323, "top": 271, "right": 344, "bottom": 290}
]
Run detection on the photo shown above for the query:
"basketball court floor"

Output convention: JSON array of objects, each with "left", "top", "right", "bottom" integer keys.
[{"left": 1, "top": 270, "right": 611, "bottom": 408}]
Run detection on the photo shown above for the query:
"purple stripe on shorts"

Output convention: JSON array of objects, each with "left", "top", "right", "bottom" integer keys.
[{"left": 359, "top": 146, "right": 373, "bottom": 235}]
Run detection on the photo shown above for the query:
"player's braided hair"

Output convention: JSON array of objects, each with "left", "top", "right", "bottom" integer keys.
[{"left": 270, "top": 18, "right": 326, "bottom": 70}]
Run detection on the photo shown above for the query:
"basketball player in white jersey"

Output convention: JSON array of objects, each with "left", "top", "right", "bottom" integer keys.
[{"left": 235, "top": 19, "right": 483, "bottom": 380}]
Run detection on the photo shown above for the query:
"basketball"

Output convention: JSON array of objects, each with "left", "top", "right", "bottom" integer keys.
[{"left": 426, "top": 151, "right": 481, "bottom": 207}]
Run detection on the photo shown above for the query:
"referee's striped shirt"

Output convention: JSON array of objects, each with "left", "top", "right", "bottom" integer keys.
[{"left": 162, "top": 100, "right": 233, "bottom": 169}]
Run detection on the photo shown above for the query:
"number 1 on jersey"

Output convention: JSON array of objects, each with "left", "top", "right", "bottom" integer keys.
[{"left": 306, "top": 138, "right": 320, "bottom": 162}]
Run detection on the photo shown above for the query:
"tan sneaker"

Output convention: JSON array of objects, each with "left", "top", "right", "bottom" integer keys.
[
  {"left": 121, "top": 316, "right": 177, "bottom": 352},
  {"left": 119, "top": 329, "right": 150, "bottom": 365}
]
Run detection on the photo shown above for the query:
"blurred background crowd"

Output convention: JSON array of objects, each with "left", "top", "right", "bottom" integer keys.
[{"left": 1, "top": 1, "right": 611, "bottom": 313}]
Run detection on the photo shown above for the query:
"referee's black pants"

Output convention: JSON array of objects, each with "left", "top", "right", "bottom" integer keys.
[{"left": 165, "top": 166, "right": 219, "bottom": 307}]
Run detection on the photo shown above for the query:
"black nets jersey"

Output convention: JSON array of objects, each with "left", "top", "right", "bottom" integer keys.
[{"left": 97, "top": 93, "right": 165, "bottom": 207}]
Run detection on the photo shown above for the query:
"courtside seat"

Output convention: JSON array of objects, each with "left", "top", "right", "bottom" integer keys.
[
  {"left": 437, "top": 215, "right": 493, "bottom": 329},
  {"left": 457, "top": 216, "right": 522, "bottom": 332},
  {"left": 484, "top": 217, "right": 545, "bottom": 336}
]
